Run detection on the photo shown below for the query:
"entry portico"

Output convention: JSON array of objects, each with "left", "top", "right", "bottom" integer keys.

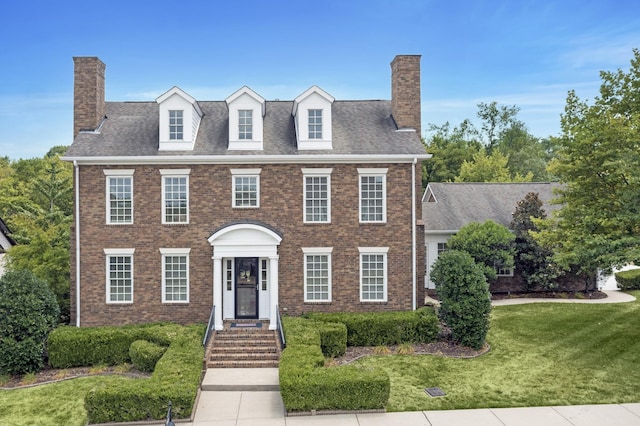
[{"left": 208, "top": 222, "right": 282, "bottom": 331}]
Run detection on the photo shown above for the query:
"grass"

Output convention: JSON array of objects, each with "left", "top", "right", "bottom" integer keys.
[
  {"left": 354, "top": 290, "right": 640, "bottom": 412},
  {"left": 0, "top": 376, "right": 134, "bottom": 426}
]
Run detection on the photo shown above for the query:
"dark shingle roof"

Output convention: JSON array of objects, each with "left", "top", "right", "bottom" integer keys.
[
  {"left": 66, "top": 100, "right": 427, "bottom": 158},
  {"left": 422, "top": 182, "right": 560, "bottom": 231},
  {"left": 0, "top": 217, "right": 16, "bottom": 249}
]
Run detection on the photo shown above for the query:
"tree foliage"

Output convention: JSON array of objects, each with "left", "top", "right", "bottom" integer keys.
[
  {"left": 0, "top": 147, "right": 72, "bottom": 323},
  {"left": 455, "top": 148, "right": 533, "bottom": 182},
  {"left": 511, "top": 192, "right": 560, "bottom": 291},
  {"left": 0, "top": 269, "right": 60, "bottom": 375},
  {"left": 536, "top": 49, "right": 640, "bottom": 276},
  {"left": 447, "top": 220, "right": 515, "bottom": 281},
  {"left": 431, "top": 250, "right": 491, "bottom": 350}
]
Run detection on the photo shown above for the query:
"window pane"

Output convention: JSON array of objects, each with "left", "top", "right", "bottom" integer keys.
[
  {"left": 304, "top": 176, "right": 328, "bottom": 222},
  {"left": 306, "top": 254, "right": 329, "bottom": 301},
  {"left": 164, "top": 176, "right": 188, "bottom": 223},
  {"left": 360, "top": 175, "right": 385, "bottom": 222},
  {"left": 234, "top": 175, "right": 258, "bottom": 207},
  {"left": 361, "top": 254, "right": 385, "bottom": 301},
  {"left": 164, "top": 255, "right": 188, "bottom": 302},
  {"left": 109, "top": 177, "right": 132, "bottom": 223},
  {"left": 108, "top": 255, "right": 132, "bottom": 302}
]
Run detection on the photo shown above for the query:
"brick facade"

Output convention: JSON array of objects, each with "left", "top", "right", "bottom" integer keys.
[{"left": 70, "top": 162, "right": 424, "bottom": 326}]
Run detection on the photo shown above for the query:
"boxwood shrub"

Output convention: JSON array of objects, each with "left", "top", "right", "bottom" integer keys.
[
  {"left": 615, "top": 268, "right": 640, "bottom": 290},
  {"left": 279, "top": 316, "right": 389, "bottom": 412},
  {"left": 48, "top": 323, "right": 204, "bottom": 423},
  {"left": 129, "top": 340, "right": 167, "bottom": 373},
  {"left": 307, "top": 308, "right": 438, "bottom": 346}
]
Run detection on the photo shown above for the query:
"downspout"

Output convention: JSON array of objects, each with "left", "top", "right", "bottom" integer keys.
[
  {"left": 73, "top": 161, "right": 81, "bottom": 327},
  {"left": 412, "top": 157, "right": 417, "bottom": 311}
]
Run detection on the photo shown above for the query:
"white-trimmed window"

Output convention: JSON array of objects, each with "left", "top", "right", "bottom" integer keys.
[
  {"left": 303, "top": 248, "right": 332, "bottom": 302},
  {"left": 496, "top": 265, "right": 514, "bottom": 277},
  {"left": 161, "top": 248, "right": 190, "bottom": 303},
  {"left": 231, "top": 169, "right": 261, "bottom": 208},
  {"left": 359, "top": 247, "right": 388, "bottom": 302},
  {"left": 308, "top": 109, "right": 322, "bottom": 139},
  {"left": 302, "top": 168, "right": 331, "bottom": 223},
  {"left": 169, "top": 110, "right": 183, "bottom": 140},
  {"left": 437, "top": 242, "right": 447, "bottom": 255},
  {"left": 105, "top": 248, "right": 134, "bottom": 303},
  {"left": 160, "top": 169, "right": 190, "bottom": 224},
  {"left": 358, "top": 168, "right": 387, "bottom": 223},
  {"left": 239, "top": 109, "right": 253, "bottom": 140},
  {"left": 104, "top": 169, "right": 134, "bottom": 224}
]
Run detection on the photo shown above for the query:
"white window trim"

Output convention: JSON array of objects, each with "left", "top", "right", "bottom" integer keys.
[
  {"left": 104, "top": 169, "right": 135, "bottom": 225},
  {"left": 104, "top": 248, "right": 135, "bottom": 304},
  {"left": 160, "top": 169, "right": 191, "bottom": 224},
  {"left": 230, "top": 168, "right": 262, "bottom": 208},
  {"left": 302, "top": 247, "right": 333, "bottom": 302},
  {"left": 302, "top": 168, "right": 332, "bottom": 224},
  {"left": 358, "top": 247, "right": 389, "bottom": 302},
  {"left": 358, "top": 168, "right": 388, "bottom": 224},
  {"left": 160, "top": 248, "right": 191, "bottom": 303}
]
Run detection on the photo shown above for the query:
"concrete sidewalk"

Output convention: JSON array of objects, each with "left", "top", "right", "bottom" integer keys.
[{"left": 492, "top": 289, "right": 636, "bottom": 306}]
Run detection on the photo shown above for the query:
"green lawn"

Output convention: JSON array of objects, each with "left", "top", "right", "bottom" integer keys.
[
  {"left": 354, "top": 291, "right": 640, "bottom": 412},
  {"left": 2, "top": 293, "right": 640, "bottom": 422},
  {"left": 0, "top": 375, "right": 134, "bottom": 426}
]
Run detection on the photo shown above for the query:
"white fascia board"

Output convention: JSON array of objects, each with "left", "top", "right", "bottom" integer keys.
[
  {"left": 156, "top": 86, "right": 203, "bottom": 117},
  {"left": 63, "top": 153, "right": 432, "bottom": 166},
  {"left": 226, "top": 86, "right": 266, "bottom": 115},
  {"left": 292, "top": 85, "right": 335, "bottom": 115}
]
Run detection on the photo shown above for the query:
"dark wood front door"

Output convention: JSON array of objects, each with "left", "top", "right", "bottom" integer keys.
[{"left": 235, "top": 257, "right": 258, "bottom": 319}]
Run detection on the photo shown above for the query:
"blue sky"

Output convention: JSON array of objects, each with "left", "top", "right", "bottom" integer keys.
[{"left": 1, "top": 0, "right": 639, "bottom": 159}]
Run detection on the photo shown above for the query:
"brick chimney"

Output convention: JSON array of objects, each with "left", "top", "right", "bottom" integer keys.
[
  {"left": 73, "top": 57, "right": 106, "bottom": 138},
  {"left": 390, "top": 55, "right": 421, "bottom": 136}
]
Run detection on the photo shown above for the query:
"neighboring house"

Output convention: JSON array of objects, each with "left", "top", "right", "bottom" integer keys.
[
  {"left": 0, "top": 217, "right": 16, "bottom": 277},
  {"left": 422, "top": 182, "right": 568, "bottom": 292},
  {"left": 63, "top": 55, "right": 429, "bottom": 329}
]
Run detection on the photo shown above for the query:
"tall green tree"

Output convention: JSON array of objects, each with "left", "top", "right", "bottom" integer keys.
[
  {"left": 455, "top": 148, "right": 533, "bottom": 182},
  {"left": 511, "top": 192, "right": 560, "bottom": 291},
  {"left": 536, "top": 49, "right": 640, "bottom": 278}
]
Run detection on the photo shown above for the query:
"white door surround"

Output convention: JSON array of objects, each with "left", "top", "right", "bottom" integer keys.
[{"left": 208, "top": 222, "right": 282, "bottom": 330}]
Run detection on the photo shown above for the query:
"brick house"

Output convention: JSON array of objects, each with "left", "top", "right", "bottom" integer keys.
[{"left": 63, "top": 55, "right": 429, "bottom": 329}]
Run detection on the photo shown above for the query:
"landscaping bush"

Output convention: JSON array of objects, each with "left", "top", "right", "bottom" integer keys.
[
  {"left": 129, "top": 340, "right": 167, "bottom": 373},
  {"left": 279, "top": 316, "right": 390, "bottom": 412},
  {"left": 308, "top": 309, "right": 438, "bottom": 346},
  {"left": 615, "top": 268, "right": 640, "bottom": 290},
  {"left": 0, "top": 269, "right": 60, "bottom": 375},
  {"left": 431, "top": 250, "right": 491, "bottom": 350},
  {"left": 48, "top": 323, "right": 174, "bottom": 368},
  {"left": 318, "top": 322, "right": 347, "bottom": 358}
]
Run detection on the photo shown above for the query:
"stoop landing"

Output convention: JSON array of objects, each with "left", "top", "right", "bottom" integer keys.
[{"left": 201, "top": 367, "right": 280, "bottom": 391}]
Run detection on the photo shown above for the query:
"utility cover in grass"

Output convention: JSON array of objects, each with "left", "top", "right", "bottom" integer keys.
[{"left": 424, "top": 387, "right": 446, "bottom": 397}]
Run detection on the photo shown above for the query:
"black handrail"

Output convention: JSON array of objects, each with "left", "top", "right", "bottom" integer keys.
[
  {"left": 165, "top": 401, "right": 174, "bottom": 426},
  {"left": 276, "top": 304, "right": 286, "bottom": 349},
  {"left": 203, "top": 305, "right": 215, "bottom": 347}
]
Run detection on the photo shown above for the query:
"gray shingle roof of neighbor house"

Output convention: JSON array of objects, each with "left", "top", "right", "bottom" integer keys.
[
  {"left": 0, "top": 216, "right": 16, "bottom": 250},
  {"left": 65, "top": 100, "right": 428, "bottom": 159},
  {"left": 422, "top": 182, "right": 561, "bottom": 232}
]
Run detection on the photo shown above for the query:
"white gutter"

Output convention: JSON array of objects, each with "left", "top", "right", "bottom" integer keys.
[
  {"left": 412, "top": 157, "right": 417, "bottom": 311},
  {"left": 73, "top": 160, "right": 81, "bottom": 327},
  {"left": 61, "top": 153, "right": 432, "bottom": 166}
]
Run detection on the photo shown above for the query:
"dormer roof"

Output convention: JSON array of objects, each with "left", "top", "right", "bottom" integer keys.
[
  {"left": 226, "top": 86, "right": 265, "bottom": 116},
  {"left": 292, "top": 85, "right": 334, "bottom": 116},
  {"left": 156, "top": 86, "right": 203, "bottom": 151},
  {"left": 156, "top": 86, "right": 203, "bottom": 116}
]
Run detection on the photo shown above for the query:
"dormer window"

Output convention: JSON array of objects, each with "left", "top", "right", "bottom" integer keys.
[
  {"left": 169, "top": 110, "right": 183, "bottom": 140},
  {"left": 308, "top": 109, "right": 322, "bottom": 139},
  {"left": 238, "top": 110, "right": 253, "bottom": 140},
  {"left": 293, "top": 86, "right": 334, "bottom": 150},
  {"left": 226, "top": 86, "right": 265, "bottom": 150},
  {"left": 156, "top": 87, "right": 202, "bottom": 151}
]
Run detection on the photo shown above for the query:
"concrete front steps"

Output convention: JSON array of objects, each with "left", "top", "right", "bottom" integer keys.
[{"left": 205, "top": 320, "right": 281, "bottom": 369}]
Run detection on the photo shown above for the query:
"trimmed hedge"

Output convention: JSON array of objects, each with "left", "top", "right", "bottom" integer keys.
[
  {"left": 48, "top": 323, "right": 174, "bottom": 368},
  {"left": 279, "top": 316, "right": 390, "bottom": 412},
  {"left": 129, "top": 340, "right": 167, "bottom": 373},
  {"left": 615, "top": 268, "right": 640, "bottom": 290},
  {"left": 307, "top": 308, "right": 439, "bottom": 346},
  {"left": 48, "top": 323, "right": 204, "bottom": 423}
]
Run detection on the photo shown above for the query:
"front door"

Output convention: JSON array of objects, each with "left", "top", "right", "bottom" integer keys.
[{"left": 235, "top": 257, "right": 258, "bottom": 319}]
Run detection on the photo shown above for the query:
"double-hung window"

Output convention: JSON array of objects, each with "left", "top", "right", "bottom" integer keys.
[
  {"left": 161, "top": 248, "right": 190, "bottom": 303},
  {"left": 160, "top": 169, "right": 190, "bottom": 224},
  {"left": 238, "top": 110, "right": 253, "bottom": 140},
  {"left": 169, "top": 110, "right": 183, "bottom": 140},
  {"left": 303, "top": 248, "right": 332, "bottom": 302},
  {"left": 308, "top": 109, "right": 322, "bottom": 139},
  {"left": 231, "top": 169, "right": 261, "bottom": 208},
  {"left": 359, "top": 247, "right": 388, "bottom": 302},
  {"left": 302, "top": 168, "right": 331, "bottom": 223},
  {"left": 358, "top": 168, "right": 387, "bottom": 223},
  {"left": 105, "top": 248, "right": 134, "bottom": 303},
  {"left": 104, "top": 170, "right": 134, "bottom": 224}
]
